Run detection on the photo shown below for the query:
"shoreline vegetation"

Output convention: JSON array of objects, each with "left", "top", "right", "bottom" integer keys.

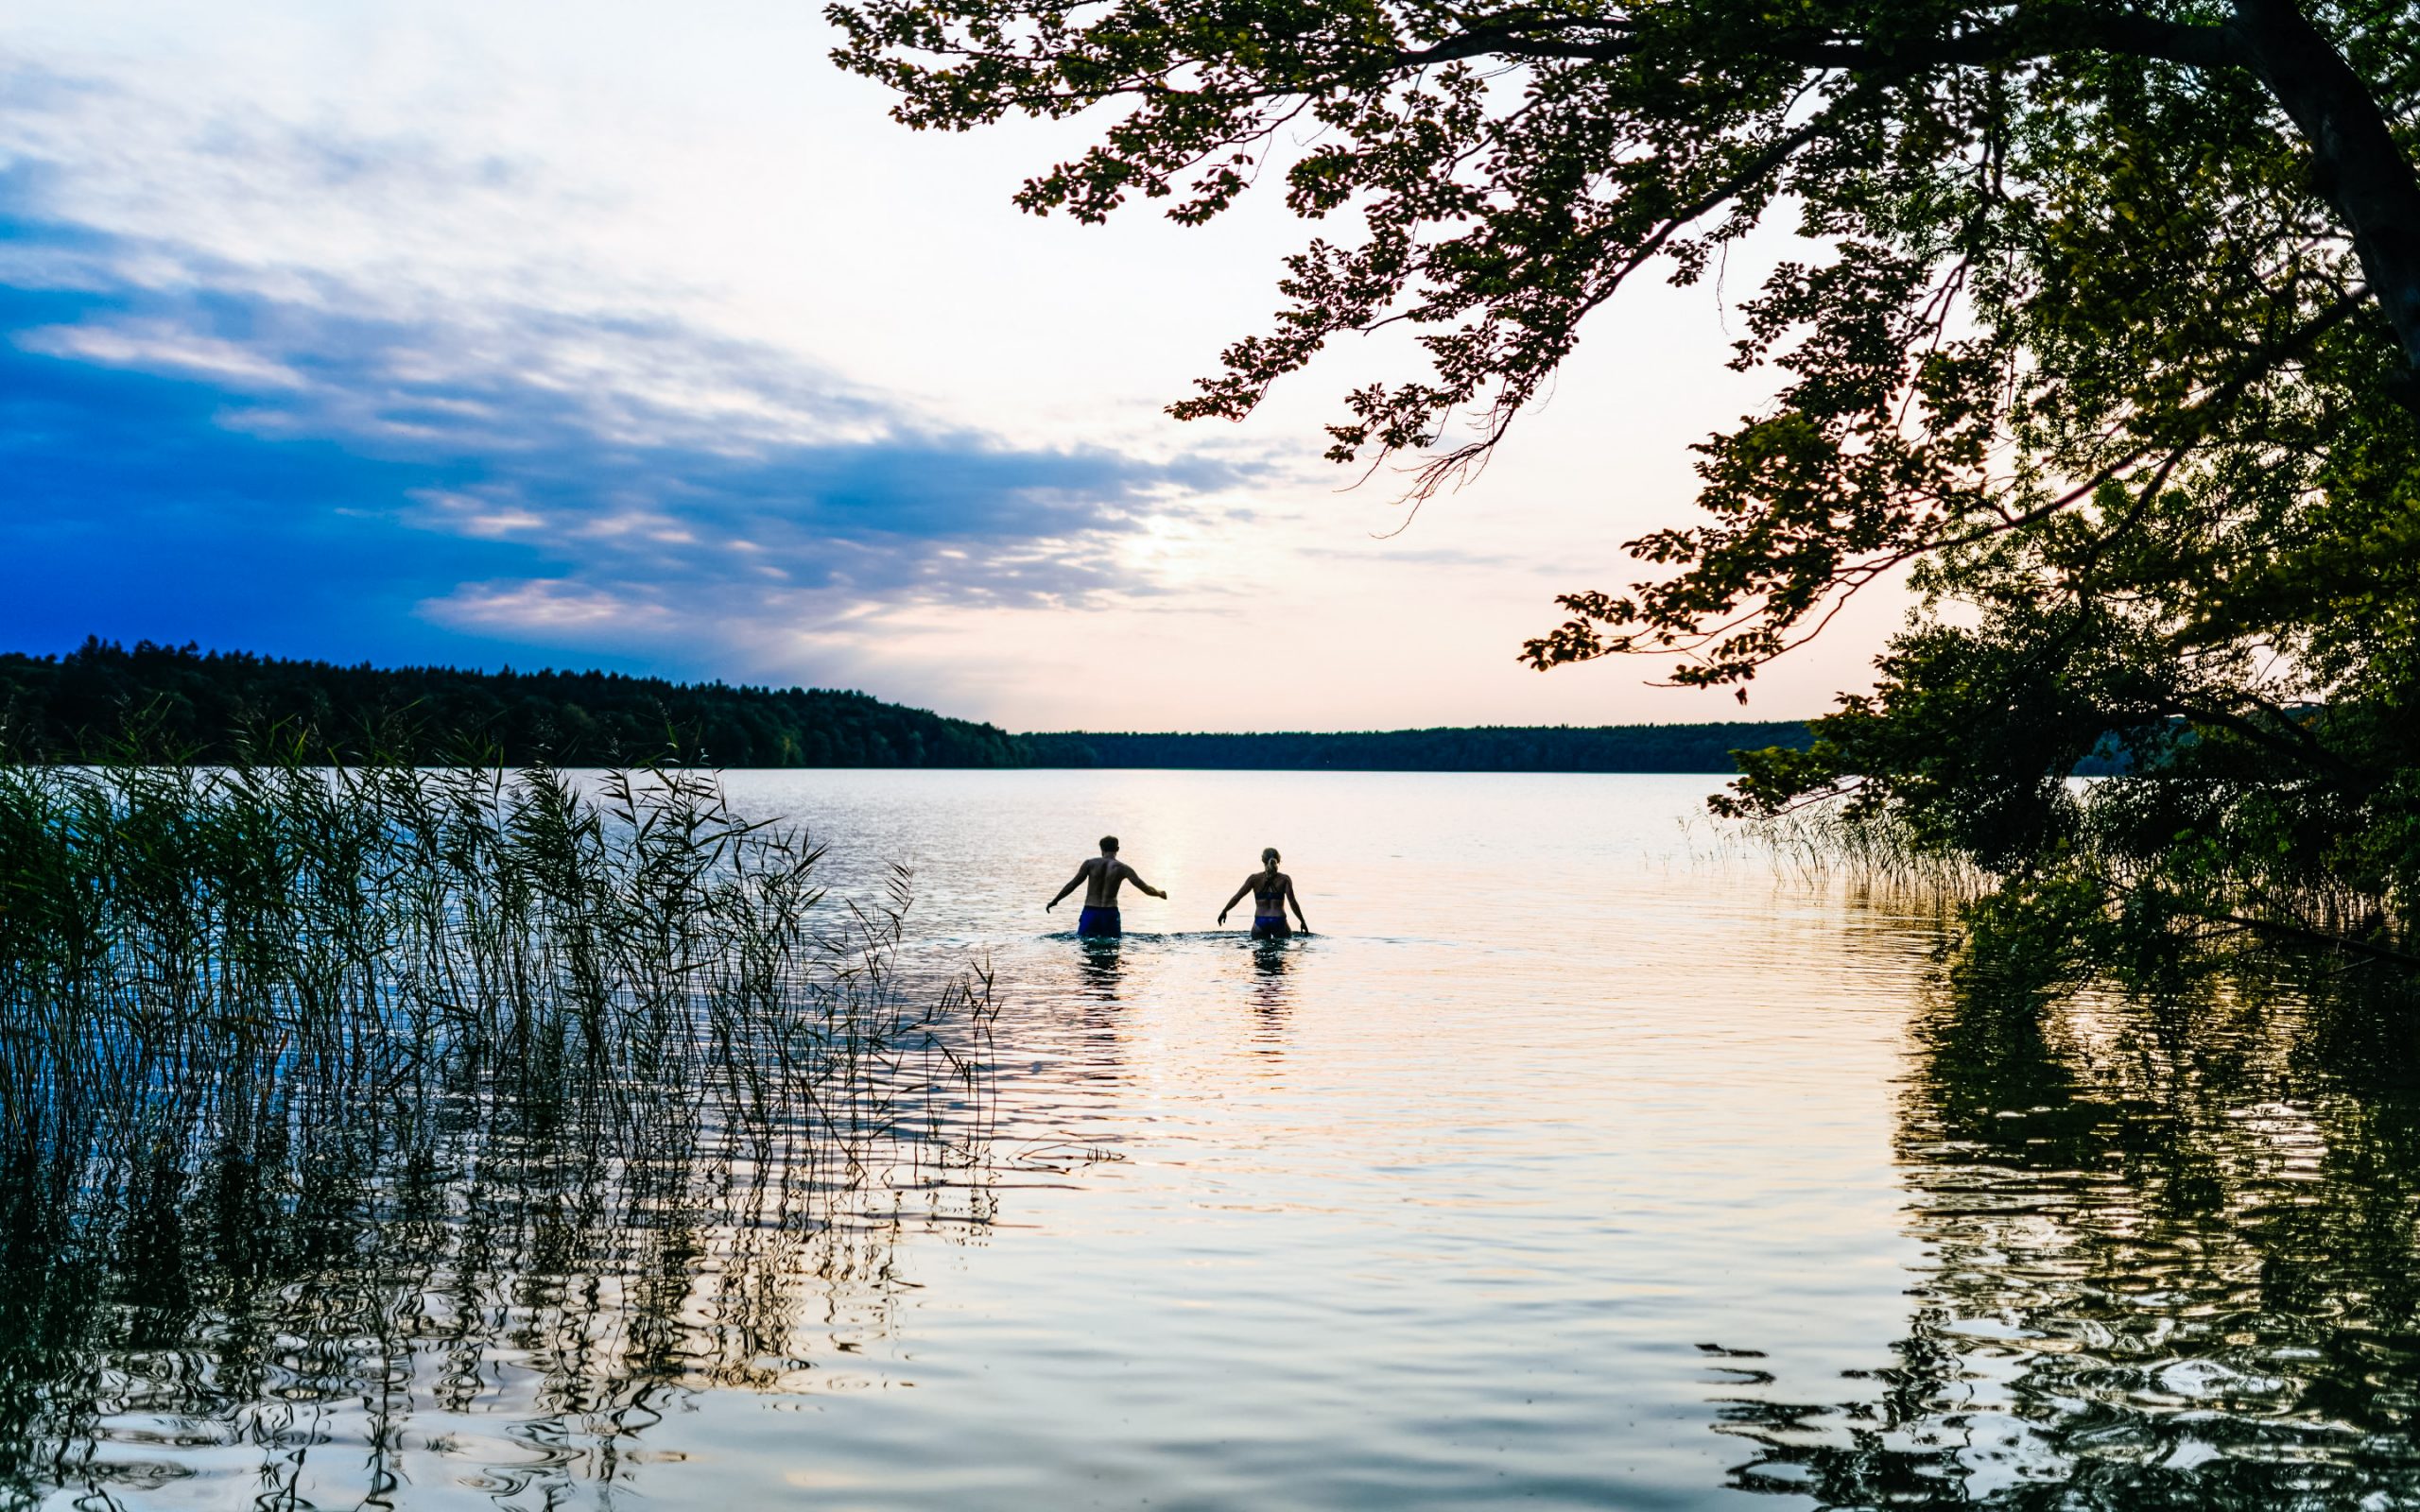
[
  {"left": 3, "top": 639, "right": 1817, "bottom": 773},
  {"left": 0, "top": 746, "right": 999, "bottom": 1171},
  {"left": 0, "top": 744, "right": 1000, "bottom": 1500},
  {"left": 1018, "top": 725, "right": 1812, "bottom": 772}
]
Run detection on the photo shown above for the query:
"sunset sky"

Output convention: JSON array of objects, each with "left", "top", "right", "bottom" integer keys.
[{"left": 0, "top": 0, "right": 1904, "bottom": 730}]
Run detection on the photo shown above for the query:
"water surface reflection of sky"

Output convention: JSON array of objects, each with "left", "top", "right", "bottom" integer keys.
[
  {"left": 18, "top": 772, "right": 2420, "bottom": 1508},
  {"left": 674, "top": 771, "right": 1944, "bottom": 1508}
]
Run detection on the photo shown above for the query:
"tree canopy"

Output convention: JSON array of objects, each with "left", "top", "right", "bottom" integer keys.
[{"left": 834, "top": 0, "right": 2420, "bottom": 963}]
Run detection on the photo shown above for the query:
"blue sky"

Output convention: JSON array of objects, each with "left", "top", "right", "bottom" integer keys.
[{"left": 0, "top": 3, "right": 1894, "bottom": 729}]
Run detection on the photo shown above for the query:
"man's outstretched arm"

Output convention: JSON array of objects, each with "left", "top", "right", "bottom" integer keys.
[
  {"left": 1047, "top": 863, "right": 1091, "bottom": 910},
  {"left": 1120, "top": 862, "right": 1168, "bottom": 900}
]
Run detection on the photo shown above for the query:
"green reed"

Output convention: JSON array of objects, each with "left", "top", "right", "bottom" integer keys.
[
  {"left": 0, "top": 741, "right": 1000, "bottom": 1505},
  {"left": 1739, "top": 799, "right": 1988, "bottom": 901},
  {"left": 0, "top": 742, "right": 995, "bottom": 1177}
]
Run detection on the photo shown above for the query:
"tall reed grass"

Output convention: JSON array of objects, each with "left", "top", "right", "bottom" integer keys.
[
  {"left": 1677, "top": 790, "right": 1990, "bottom": 924},
  {"left": 0, "top": 747, "right": 998, "bottom": 1503},
  {"left": 0, "top": 747, "right": 994, "bottom": 1174},
  {"left": 1739, "top": 798, "right": 1989, "bottom": 902}
]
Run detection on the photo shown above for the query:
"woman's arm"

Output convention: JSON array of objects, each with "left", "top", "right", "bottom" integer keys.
[
  {"left": 1218, "top": 876, "right": 1253, "bottom": 922},
  {"left": 1287, "top": 877, "right": 1309, "bottom": 932}
]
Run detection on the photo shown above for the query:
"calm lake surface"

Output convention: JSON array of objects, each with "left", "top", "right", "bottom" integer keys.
[{"left": 15, "top": 770, "right": 2420, "bottom": 1509}]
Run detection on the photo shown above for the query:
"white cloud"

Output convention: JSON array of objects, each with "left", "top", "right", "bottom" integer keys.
[
  {"left": 424, "top": 579, "right": 666, "bottom": 633},
  {"left": 19, "top": 320, "right": 304, "bottom": 387}
]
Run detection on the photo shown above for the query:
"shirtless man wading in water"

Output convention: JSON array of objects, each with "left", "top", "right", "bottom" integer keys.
[{"left": 1046, "top": 835, "right": 1167, "bottom": 936}]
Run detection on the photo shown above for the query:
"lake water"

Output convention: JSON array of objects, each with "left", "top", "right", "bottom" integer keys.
[{"left": 13, "top": 770, "right": 2420, "bottom": 1509}]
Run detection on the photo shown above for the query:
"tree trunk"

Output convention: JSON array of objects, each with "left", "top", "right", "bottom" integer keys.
[{"left": 2231, "top": 0, "right": 2420, "bottom": 399}]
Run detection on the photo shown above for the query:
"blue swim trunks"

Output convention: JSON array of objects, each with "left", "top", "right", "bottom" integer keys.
[{"left": 1077, "top": 905, "right": 1122, "bottom": 936}]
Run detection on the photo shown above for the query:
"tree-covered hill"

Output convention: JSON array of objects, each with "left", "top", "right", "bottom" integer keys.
[
  {"left": 0, "top": 640, "right": 1029, "bottom": 767},
  {"left": 0, "top": 640, "right": 1815, "bottom": 771},
  {"left": 1023, "top": 725, "right": 1812, "bottom": 772}
]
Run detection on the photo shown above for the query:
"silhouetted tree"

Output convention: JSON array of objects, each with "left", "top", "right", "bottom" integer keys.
[{"left": 835, "top": 0, "right": 2420, "bottom": 954}]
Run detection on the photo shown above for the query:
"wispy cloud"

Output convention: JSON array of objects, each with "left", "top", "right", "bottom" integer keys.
[{"left": 0, "top": 57, "right": 1260, "bottom": 680}]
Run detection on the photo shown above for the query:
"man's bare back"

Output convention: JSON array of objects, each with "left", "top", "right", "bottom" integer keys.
[
  {"left": 1076, "top": 856, "right": 1142, "bottom": 906},
  {"left": 1046, "top": 835, "right": 1167, "bottom": 936}
]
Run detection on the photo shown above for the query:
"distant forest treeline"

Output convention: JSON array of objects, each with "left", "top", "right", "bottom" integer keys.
[
  {"left": 1021, "top": 725, "right": 1814, "bottom": 772},
  {"left": 0, "top": 641, "right": 1028, "bottom": 767},
  {"left": 0, "top": 641, "right": 1816, "bottom": 772}
]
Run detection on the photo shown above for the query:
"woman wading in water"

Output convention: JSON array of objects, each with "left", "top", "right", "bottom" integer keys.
[{"left": 1220, "top": 849, "right": 1310, "bottom": 939}]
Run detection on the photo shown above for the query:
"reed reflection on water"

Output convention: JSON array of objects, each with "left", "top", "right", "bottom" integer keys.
[
  {"left": 1721, "top": 972, "right": 2420, "bottom": 1508},
  {"left": 1, "top": 1068, "right": 996, "bottom": 1507}
]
